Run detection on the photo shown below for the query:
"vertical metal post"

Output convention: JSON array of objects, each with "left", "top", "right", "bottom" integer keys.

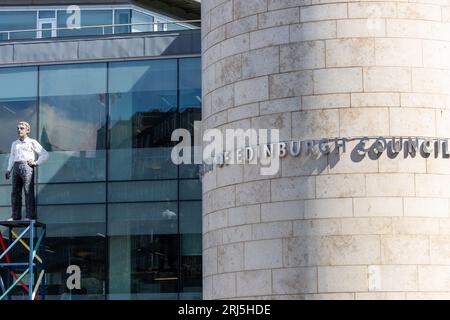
[
  {"left": 41, "top": 225, "right": 46, "bottom": 300},
  {"left": 7, "top": 227, "right": 11, "bottom": 300},
  {"left": 29, "top": 222, "right": 34, "bottom": 300}
]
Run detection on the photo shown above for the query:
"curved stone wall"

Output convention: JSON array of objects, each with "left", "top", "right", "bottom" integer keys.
[{"left": 202, "top": 0, "right": 450, "bottom": 299}]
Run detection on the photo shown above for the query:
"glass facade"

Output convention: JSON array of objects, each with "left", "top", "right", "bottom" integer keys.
[
  {"left": 0, "top": 6, "right": 194, "bottom": 41},
  {"left": 0, "top": 57, "right": 202, "bottom": 300}
]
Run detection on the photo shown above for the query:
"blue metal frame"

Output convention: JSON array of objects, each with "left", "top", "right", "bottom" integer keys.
[{"left": 0, "top": 220, "right": 46, "bottom": 300}]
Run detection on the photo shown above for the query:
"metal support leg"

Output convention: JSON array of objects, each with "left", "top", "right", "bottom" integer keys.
[{"left": 29, "top": 221, "right": 34, "bottom": 300}]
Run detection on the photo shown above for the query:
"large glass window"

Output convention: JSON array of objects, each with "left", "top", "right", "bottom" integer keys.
[
  {"left": 132, "top": 10, "right": 153, "bottom": 33},
  {"left": 57, "top": 10, "right": 113, "bottom": 37},
  {"left": 0, "top": 67, "right": 37, "bottom": 220},
  {"left": 179, "top": 58, "right": 202, "bottom": 179},
  {"left": 39, "top": 63, "right": 107, "bottom": 183},
  {"left": 108, "top": 59, "right": 178, "bottom": 181},
  {"left": 0, "top": 57, "right": 201, "bottom": 300},
  {"left": 114, "top": 9, "right": 131, "bottom": 34},
  {"left": 0, "top": 11, "right": 37, "bottom": 40}
]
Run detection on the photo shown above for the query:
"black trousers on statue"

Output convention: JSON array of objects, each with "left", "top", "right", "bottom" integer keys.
[{"left": 11, "top": 161, "right": 36, "bottom": 220}]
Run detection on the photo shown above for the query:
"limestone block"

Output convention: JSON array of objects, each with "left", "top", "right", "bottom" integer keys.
[
  {"left": 430, "top": 235, "right": 450, "bottom": 264},
  {"left": 363, "top": 67, "right": 411, "bottom": 92},
  {"left": 222, "top": 225, "right": 252, "bottom": 244},
  {"left": 228, "top": 103, "right": 259, "bottom": 122},
  {"left": 228, "top": 204, "right": 261, "bottom": 226},
  {"left": 251, "top": 112, "right": 292, "bottom": 141},
  {"left": 237, "top": 270, "right": 272, "bottom": 296},
  {"left": 403, "top": 198, "right": 448, "bottom": 218},
  {"left": 226, "top": 15, "right": 258, "bottom": 38},
  {"left": 212, "top": 273, "right": 236, "bottom": 299},
  {"left": 353, "top": 197, "right": 403, "bottom": 217},
  {"left": 218, "top": 243, "right": 244, "bottom": 272},
  {"left": 305, "top": 198, "right": 353, "bottom": 219},
  {"left": 258, "top": 7, "right": 300, "bottom": 28},
  {"left": 300, "top": 3, "right": 348, "bottom": 22},
  {"left": 211, "top": 83, "right": 234, "bottom": 115},
  {"left": 375, "top": 38, "right": 422, "bottom": 67},
  {"left": 250, "top": 25, "right": 290, "bottom": 50},
  {"left": 389, "top": 107, "right": 436, "bottom": 136},
  {"left": 271, "top": 176, "right": 316, "bottom": 201},
  {"left": 208, "top": 209, "right": 229, "bottom": 231},
  {"left": 341, "top": 217, "right": 393, "bottom": 235},
  {"left": 368, "top": 265, "right": 418, "bottom": 292},
  {"left": 261, "top": 200, "right": 304, "bottom": 221},
  {"left": 326, "top": 38, "right": 375, "bottom": 67},
  {"left": 280, "top": 41, "right": 325, "bottom": 71},
  {"left": 412, "top": 68, "right": 450, "bottom": 94},
  {"left": 293, "top": 219, "right": 341, "bottom": 236},
  {"left": 418, "top": 266, "right": 450, "bottom": 291},
  {"left": 234, "top": 76, "right": 269, "bottom": 106},
  {"left": 236, "top": 180, "right": 271, "bottom": 206},
  {"left": 314, "top": 67, "right": 363, "bottom": 94},
  {"left": 273, "top": 267, "right": 317, "bottom": 294},
  {"left": 292, "top": 109, "right": 339, "bottom": 139},
  {"left": 269, "top": 0, "right": 311, "bottom": 10},
  {"left": 290, "top": 21, "right": 337, "bottom": 42},
  {"left": 392, "top": 217, "right": 440, "bottom": 235},
  {"left": 316, "top": 174, "right": 366, "bottom": 198},
  {"left": 351, "top": 93, "right": 400, "bottom": 107},
  {"left": 397, "top": 3, "right": 442, "bottom": 21},
  {"left": 269, "top": 70, "right": 314, "bottom": 98},
  {"left": 423, "top": 40, "right": 450, "bottom": 69},
  {"left": 381, "top": 235, "right": 429, "bottom": 264},
  {"left": 400, "top": 93, "right": 447, "bottom": 108},
  {"left": 245, "top": 239, "right": 283, "bottom": 269},
  {"left": 348, "top": 2, "right": 397, "bottom": 18},
  {"left": 415, "top": 174, "right": 450, "bottom": 197},
  {"left": 366, "top": 173, "right": 415, "bottom": 197},
  {"left": 215, "top": 54, "right": 242, "bottom": 87},
  {"left": 217, "top": 164, "right": 244, "bottom": 187},
  {"left": 283, "top": 235, "right": 381, "bottom": 266},
  {"left": 210, "top": 0, "right": 233, "bottom": 31},
  {"left": 221, "top": 33, "right": 250, "bottom": 59},
  {"left": 252, "top": 221, "right": 293, "bottom": 239},
  {"left": 318, "top": 266, "right": 368, "bottom": 292},
  {"left": 234, "top": 0, "right": 268, "bottom": 19},
  {"left": 302, "top": 94, "right": 350, "bottom": 110},
  {"left": 260, "top": 97, "right": 301, "bottom": 115},
  {"left": 378, "top": 153, "right": 427, "bottom": 174},
  {"left": 337, "top": 19, "right": 386, "bottom": 38},
  {"left": 243, "top": 46, "right": 279, "bottom": 79},
  {"left": 339, "top": 107, "right": 389, "bottom": 136},
  {"left": 203, "top": 247, "right": 218, "bottom": 276}
]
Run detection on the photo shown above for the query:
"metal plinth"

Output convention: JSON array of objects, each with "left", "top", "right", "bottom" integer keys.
[{"left": 0, "top": 220, "right": 46, "bottom": 300}]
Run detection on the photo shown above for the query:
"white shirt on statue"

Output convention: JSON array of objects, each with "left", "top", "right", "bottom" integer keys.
[{"left": 7, "top": 137, "right": 49, "bottom": 172}]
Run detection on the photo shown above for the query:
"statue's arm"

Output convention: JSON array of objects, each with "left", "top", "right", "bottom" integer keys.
[
  {"left": 33, "top": 140, "right": 49, "bottom": 166},
  {"left": 7, "top": 142, "right": 15, "bottom": 172}
]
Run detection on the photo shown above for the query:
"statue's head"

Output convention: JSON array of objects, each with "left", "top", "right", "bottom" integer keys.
[{"left": 17, "top": 121, "right": 31, "bottom": 140}]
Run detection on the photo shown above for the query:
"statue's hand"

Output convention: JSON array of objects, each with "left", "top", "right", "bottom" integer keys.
[
  {"left": 5, "top": 171, "right": 10, "bottom": 180},
  {"left": 27, "top": 160, "right": 37, "bottom": 168}
]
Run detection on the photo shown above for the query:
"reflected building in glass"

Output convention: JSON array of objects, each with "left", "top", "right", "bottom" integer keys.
[{"left": 0, "top": 0, "right": 201, "bottom": 300}]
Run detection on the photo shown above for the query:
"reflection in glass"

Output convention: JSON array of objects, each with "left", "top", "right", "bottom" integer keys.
[
  {"left": 0, "top": 67, "right": 38, "bottom": 185},
  {"left": 114, "top": 9, "right": 131, "bottom": 34},
  {"left": 179, "top": 58, "right": 202, "bottom": 179},
  {"left": 0, "top": 11, "right": 37, "bottom": 40},
  {"left": 0, "top": 58, "right": 202, "bottom": 300},
  {"left": 39, "top": 63, "right": 107, "bottom": 183},
  {"left": 108, "top": 59, "right": 177, "bottom": 181},
  {"left": 38, "top": 204, "right": 106, "bottom": 300},
  {"left": 132, "top": 10, "right": 153, "bottom": 33},
  {"left": 57, "top": 10, "right": 113, "bottom": 37}
]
